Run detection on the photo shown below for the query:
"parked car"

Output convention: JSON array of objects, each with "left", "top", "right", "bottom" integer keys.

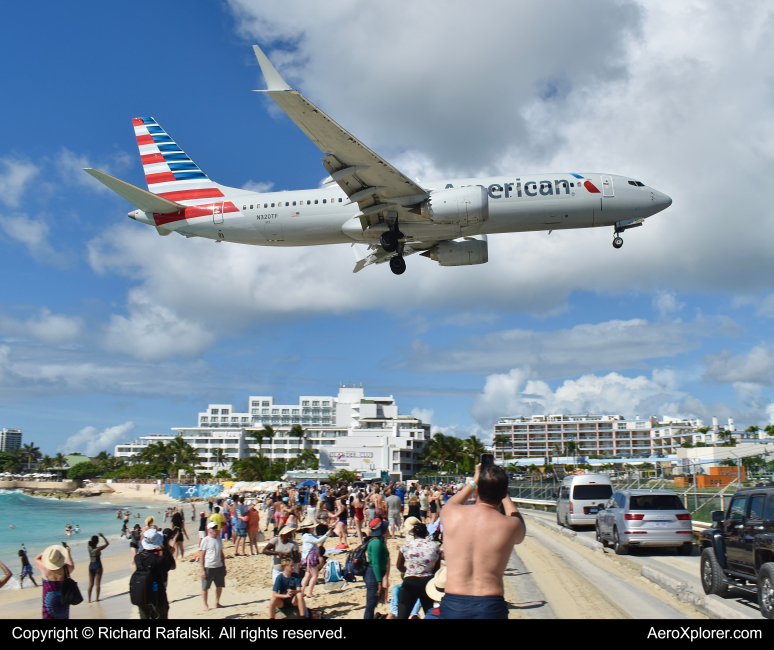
[
  {"left": 556, "top": 473, "right": 613, "bottom": 528},
  {"left": 699, "top": 484, "right": 774, "bottom": 619},
  {"left": 595, "top": 489, "right": 693, "bottom": 555}
]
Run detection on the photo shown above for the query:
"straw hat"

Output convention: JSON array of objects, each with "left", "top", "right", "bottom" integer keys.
[
  {"left": 145, "top": 516, "right": 155, "bottom": 526},
  {"left": 403, "top": 516, "right": 421, "bottom": 532},
  {"left": 42, "top": 545, "right": 68, "bottom": 571},
  {"left": 425, "top": 566, "right": 447, "bottom": 601},
  {"left": 279, "top": 525, "right": 296, "bottom": 535},
  {"left": 296, "top": 518, "right": 315, "bottom": 530}
]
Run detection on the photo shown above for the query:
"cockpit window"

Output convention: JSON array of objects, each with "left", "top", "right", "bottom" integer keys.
[{"left": 628, "top": 180, "right": 645, "bottom": 187}]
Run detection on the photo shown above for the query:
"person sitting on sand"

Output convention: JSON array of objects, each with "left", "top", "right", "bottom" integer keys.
[{"left": 269, "top": 557, "right": 306, "bottom": 619}]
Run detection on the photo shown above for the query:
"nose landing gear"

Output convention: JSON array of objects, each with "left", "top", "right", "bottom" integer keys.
[{"left": 613, "top": 235, "right": 624, "bottom": 249}]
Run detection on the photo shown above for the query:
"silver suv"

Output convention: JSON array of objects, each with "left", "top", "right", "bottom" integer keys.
[{"left": 595, "top": 489, "right": 693, "bottom": 555}]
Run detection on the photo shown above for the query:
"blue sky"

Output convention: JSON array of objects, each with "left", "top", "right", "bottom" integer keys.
[{"left": 2, "top": 1, "right": 774, "bottom": 456}]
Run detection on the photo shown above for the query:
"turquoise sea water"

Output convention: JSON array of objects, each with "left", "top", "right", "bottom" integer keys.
[{"left": 0, "top": 490, "right": 167, "bottom": 561}]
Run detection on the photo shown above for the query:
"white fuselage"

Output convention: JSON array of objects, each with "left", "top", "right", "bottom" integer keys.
[{"left": 135, "top": 172, "right": 671, "bottom": 246}]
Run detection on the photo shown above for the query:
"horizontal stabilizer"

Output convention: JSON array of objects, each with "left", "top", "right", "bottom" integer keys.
[{"left": 83, "top": 168, "right": 187, "bottom": 214}]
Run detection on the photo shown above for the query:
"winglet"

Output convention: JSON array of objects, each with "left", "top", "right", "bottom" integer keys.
[{"left": 252, "top": 45, "right": 292, "bottom": 91}]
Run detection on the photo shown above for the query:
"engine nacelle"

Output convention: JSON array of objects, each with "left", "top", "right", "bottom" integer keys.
[
  {"left": 421, "top": 186, "right": 489, "bottom": 226},
  {"left": 427, "top": 236, "right": 488, "bottom": 266}
]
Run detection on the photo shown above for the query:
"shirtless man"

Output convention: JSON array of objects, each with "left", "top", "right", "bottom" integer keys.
[{"left": 439, "top": 463, "right": 525, "bottom": 619}]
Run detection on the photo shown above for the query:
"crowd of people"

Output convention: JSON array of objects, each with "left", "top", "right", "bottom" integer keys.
[{"left": 8, "top": 464, "right": 524, "bottom": 620}]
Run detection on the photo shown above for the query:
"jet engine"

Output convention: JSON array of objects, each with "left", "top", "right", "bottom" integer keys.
[
  {"left": 423, "top": 236, "right": 488, "bottom": 266},
  {"left": 421, "top": 186, "right": 489, "bottom": 226}
]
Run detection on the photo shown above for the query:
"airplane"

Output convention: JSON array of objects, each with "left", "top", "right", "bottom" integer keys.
[{"left": 85, "top": 45, "right": 672, "bottom": 276}]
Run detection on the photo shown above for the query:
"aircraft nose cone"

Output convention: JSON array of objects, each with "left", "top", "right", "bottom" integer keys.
[
  {"left": 127, "top": 210, "right": 137, "bottom": 220},
  {"left": 653, "top": 191, "right": 672, "bottom": 212}
]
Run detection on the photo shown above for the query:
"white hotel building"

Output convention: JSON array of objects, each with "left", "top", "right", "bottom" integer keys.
[
  {"left": 115, "top": 385, "right": 430, "bottom": 481},
  {"left": 493, "top": 414, "right": 713, "bottom": 460}
]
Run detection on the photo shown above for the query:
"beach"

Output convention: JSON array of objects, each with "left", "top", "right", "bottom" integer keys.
[{"left": 0, "top": 523, "right": 464, "bottom": 620}]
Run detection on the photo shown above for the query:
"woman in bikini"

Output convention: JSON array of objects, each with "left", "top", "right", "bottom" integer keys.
[
  {"left": 333, "top": 493, "right": 348, "bottom": 546},
  {"left": 87, "top": 532, "right": 109, "bottom": 603},
  {"left": 352, "top": 491, "right": 366, "bottom": 544}
]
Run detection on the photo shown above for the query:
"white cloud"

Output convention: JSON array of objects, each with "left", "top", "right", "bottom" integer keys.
[
  {"left": 241, "top": 180, "right": 275, "bottom": 193},
  {"left": 0, "top": 158, "right": 38, "bottom": 207},
  {"left": 703, "top": 345, "right": 774, "bottom": 386},
  {"left": 102, "top": 290, "right": 215, "bottom": 362},
  {"left": 653, "top": 291, "right": 684, "bottom": 319},
  {"left": 58, "top": 421, "right": 135, "bottom": 456},
  {"left": 0, "top": 308, "right": 82, "bottom": 344},
  {"left": 396, "top": 317, "right": 713, "bottom": 378},
  {"left": 55, "top": 148, "right": 133, "bottom": 193},
  {"left": 470, "top": 367, "right": 683, "bottom": 429},
  {"left": 0, "top": 214, "right": 68, "bottom": 267},
  {"left": 410, "top": 408, "right": 434, "bottom": 425}
]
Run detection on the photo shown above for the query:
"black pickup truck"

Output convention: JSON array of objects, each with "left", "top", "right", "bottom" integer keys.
[{"left": 699, "top": 485, "right": 774, "bottom": 619}]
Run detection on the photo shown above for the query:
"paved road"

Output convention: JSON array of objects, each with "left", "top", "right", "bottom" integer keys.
[
  {"left": 503, "top": 513, "right": 701, "bottom": 619},
  {"left": 524, "top": 508, "right": 762, "bottom": 618}
]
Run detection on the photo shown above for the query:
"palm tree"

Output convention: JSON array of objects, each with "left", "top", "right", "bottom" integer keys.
[
  {"left": 296, "top": 448, "right": 319, "bottom": 470},
  {"left": 250, "top": 425, "right": 275, "bottom": 458},
  {"left": 168, "top": 436, "right": 202, "bottom": 472},
  {"left": 493, "top": 434, "right": 510, "bottom": 459},
  {"left": 139, "top": 441, "right": 169, "bottom": 465},
  {"left": 565, "top": 439, "right": 578, "bottom": 466},
  {"left": 289, "top": 424, "right": 307, "bottom": 447},
  {"left": 38, "top": 455, "right": 54, "bottom": 471},
  {"left": 53, "top": 452, "right": 67, "bottom": 469},
  {"left": 94, "top": 450, "right": 110, "bottom": 462},
  {"left": 21, "top": 442, "right": 41, "bottom": 471},
  {"left": 211, "top": 447, "right": 230, "bottom": 471},
  {"left": 2, "top": 450, "right": 23, "bottom": 474},
  {"left": 232, "top": 455, "right": 273, "bottom": 481}
]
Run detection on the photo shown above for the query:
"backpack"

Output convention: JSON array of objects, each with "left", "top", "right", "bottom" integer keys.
[
  {"left": 344, "top": 541, "right": 369, "bottom": 581},
  {"left": 323, "top": 558, "right": 343, "bottom": 583},
  {"left": 129, "top": 553, "right": 164, "bottom": 609}
]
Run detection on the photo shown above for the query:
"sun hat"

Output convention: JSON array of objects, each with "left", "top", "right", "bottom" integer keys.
[
  {"left": 42, "top": 545, "right": 68, "bottom": 571},
  {"left": 279, "top": 525, "right": 296, "bottom": 535},
  {"left": 142, "top": 529, "right": 163, "bottom": 550},
  {"left": 425, "top": 566, "right": 447, "bottom": 601},
  {"left": 369, "top": 521, "right": 388, "bottom": 537},
  {"left": 207, "top": 521, "right": 218, "bottom": 529},
  {"left": 296, "top": 518, "right": 315, "bottom": 530},
  {"left": 403, "top": 516, "right": 421, "bottom": 532},
  {"left": 145, "top": 516, "right": 155, "bottom": 526}
]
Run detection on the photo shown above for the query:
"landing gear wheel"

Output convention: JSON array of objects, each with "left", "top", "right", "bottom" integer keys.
[
  {"left": 613, "top": 527, "right": 628, "bottom": 555},
  {"left": 758, "top": 562, "right": 774, "bottom": 619},
  {"left": 389, "top": 255, "right": 406, "bottom": 275},
  {"left": 700, "top": 547, "right": 729, "bottom": 597},
  {"left": 380, "top": 230, "right": 399, "bottom": 253},
  {"left": 612, "top": 236, "right": 624, "bottom": 249},
  {"left": 596, "top": 524, "right": 608, "bottom": 548}
]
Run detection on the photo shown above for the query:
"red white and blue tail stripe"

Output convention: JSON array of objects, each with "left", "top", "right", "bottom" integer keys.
[{"left": 132, "top": 116, "right": 227, "bottom": 203}]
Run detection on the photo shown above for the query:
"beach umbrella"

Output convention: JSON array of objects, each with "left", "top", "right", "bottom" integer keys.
[{"left": 296, "top": 479, "right": 317, "bottom": 487}]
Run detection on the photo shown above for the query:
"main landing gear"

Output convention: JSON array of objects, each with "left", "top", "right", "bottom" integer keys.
[
  {"left": 612, "top": 234, "right": 624, "bottom": 249},
  {"left": 389, "top": 255, "right": 406, "bottom": 275},
  {"left": 381, "top": 217, "right": 406, "bottom": 275}
]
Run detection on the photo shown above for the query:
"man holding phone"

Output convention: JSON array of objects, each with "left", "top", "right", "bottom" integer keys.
[{"left": 439, "top": 460, "right": 525, "bottom": 619}]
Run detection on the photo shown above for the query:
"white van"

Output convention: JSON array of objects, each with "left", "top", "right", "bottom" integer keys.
[{"left": 556, "top": 473, "right": 614, "bottom": 528}]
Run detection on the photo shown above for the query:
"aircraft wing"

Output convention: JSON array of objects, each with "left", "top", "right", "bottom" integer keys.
[{"left": 252, "top": 45, "right": 429, "bottom": 227}]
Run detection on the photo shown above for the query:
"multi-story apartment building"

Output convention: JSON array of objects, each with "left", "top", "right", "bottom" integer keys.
[
  {"left": 493, "top": 414, "right": 708, "bottom": 459},
  {"left": 0, "top": 428, "right": 22, "bottom": 452},
  {"left": 115, "top": 385, "right": 430, "bottom": 481}
]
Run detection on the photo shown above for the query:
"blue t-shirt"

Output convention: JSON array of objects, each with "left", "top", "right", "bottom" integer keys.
[
  {"left": 273, "top": 572, "right": 302, "bottom": 595},
  {"left": 396, "top": 488, "right": 406, "bottom": 505},
  {"left": 234, "top": 504, "right": 249, "bottom": 530}
]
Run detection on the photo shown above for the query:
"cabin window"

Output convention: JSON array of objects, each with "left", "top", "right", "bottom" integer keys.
[
  {"left": 264, "top": 204, "right": 267, "bottom": 208},
  {"left": 292, "top": 201, "right": 296, "bottom": 206},
  {"left": 285, "top": 202, "right": 289, "bottom": 206},
  {"left": 338, "top": 198, "right": 342, "bottom": 202},
  {"left": 314, "top": 199, "right": 318, "bottom": 204},
  {"left": 271, "top": 203, "right": 275, "bottom": 207},
  {"left": 323, "top": 199, "right": 327, "bottom": 204},
  {"left": 307, "top": 200, "right": 311, "bottom": 205},
  {"left": 249, "top": 204, "right": 253, "bottom": 209}
]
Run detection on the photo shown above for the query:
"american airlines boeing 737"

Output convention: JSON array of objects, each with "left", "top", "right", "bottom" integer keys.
[{"left": 85, "top": 45, "right": 672, "bottom": 275}]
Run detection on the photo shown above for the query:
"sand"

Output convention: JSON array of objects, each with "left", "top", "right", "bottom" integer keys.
[{"left": 0, "top": 521, "right": 402, "bottom": 619}]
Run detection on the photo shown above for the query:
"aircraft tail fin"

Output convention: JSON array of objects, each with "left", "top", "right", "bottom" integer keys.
[{"left": 132, "top": 117, "right": 235, "bottom": 203}]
